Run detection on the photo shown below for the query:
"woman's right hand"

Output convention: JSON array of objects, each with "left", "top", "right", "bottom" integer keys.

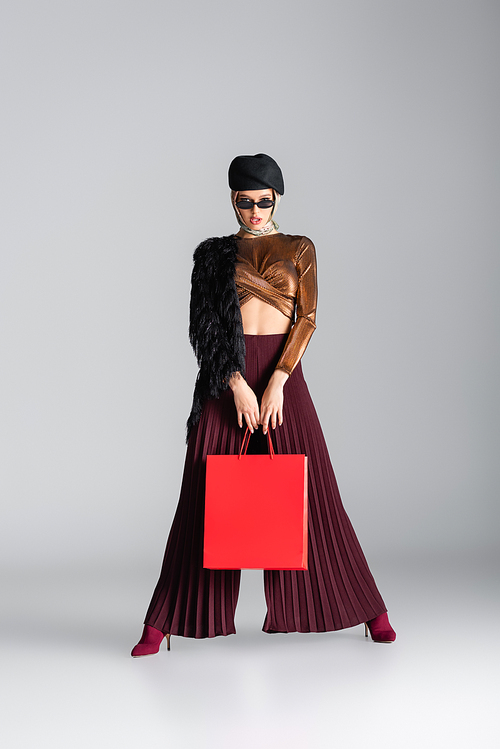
[{"left": 229, "top": 372, "right": 260, "bottom": 432}]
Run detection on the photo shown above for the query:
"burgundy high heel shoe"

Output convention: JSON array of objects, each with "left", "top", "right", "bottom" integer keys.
[
  {"left": 131, "top": 625, "right": 171, "bottom": 657},
  {"left": 364, "top": 612, "right": 396, "bottom": 643}
]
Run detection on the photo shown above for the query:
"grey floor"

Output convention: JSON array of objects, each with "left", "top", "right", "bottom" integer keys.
[{"left": 1, "top": 556, "right": 498, "bottom": 749}]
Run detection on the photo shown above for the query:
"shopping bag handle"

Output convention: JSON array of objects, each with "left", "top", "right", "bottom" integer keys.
[{"left": 238, "top": 427, "right": 275, "bottom": 460}]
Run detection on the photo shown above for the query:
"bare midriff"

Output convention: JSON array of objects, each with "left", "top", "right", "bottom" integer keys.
[{"left": 240, "top": 297, "right": 292, "bottom": 335}]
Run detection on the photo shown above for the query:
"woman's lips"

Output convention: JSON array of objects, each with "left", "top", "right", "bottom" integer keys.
[{"left": 250, "top": 218, "right": 262, "bottom": 224}]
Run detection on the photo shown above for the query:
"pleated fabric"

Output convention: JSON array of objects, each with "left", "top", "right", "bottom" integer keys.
[{"left": 144, "top": 334, "right": 387, "bottom": 638}]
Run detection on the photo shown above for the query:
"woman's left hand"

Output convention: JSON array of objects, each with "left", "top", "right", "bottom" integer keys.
[{"left": 260, "top": 370, "right": 289, "bottom": 435}]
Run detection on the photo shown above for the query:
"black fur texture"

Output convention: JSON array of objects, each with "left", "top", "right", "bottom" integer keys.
[{"left": 186, "top": 235, "right": 246, "bottom": 440}]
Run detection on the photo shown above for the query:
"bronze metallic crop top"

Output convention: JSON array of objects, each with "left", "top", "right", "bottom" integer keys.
[{"left": 234, "top": 233, "right": 317, "bottom": 376}]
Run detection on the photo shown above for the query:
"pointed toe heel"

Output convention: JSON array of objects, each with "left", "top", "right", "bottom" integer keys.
[
  {"left": 364, "top": 612, "right": 396, "bottom": 643},
  {"left": 131, "top": 624, "right": 171, "bottom": 657}
]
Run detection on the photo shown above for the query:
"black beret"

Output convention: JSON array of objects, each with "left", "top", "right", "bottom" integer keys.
[{"left": 228, "top": 153, "right": 284, "bottom": 195}]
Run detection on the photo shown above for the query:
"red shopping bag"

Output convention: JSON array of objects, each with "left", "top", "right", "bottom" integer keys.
[{"left": 203, "top": 428, "right": 308, "bottom": 570}]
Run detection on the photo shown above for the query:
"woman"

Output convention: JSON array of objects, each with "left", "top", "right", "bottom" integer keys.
[{"left": 131, "top": 153, "right": 396, "bottom": 656}]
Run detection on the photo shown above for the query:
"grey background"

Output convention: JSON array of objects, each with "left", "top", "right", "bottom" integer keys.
[
  {"left": 1, "top": 2, "right": 499, "bottom": 748},
  {"left": 2, "top": 0, "right": 498, "bottom": 569}
]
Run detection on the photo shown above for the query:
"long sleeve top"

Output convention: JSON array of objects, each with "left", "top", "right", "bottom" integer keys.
[{"left": 234, "top": 233, "right": 317, "bottom": 375}]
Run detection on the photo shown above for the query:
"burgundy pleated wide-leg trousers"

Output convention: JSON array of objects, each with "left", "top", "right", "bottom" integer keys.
[{"left": 144, "top": 334, "right": 387, "bottom": 638}]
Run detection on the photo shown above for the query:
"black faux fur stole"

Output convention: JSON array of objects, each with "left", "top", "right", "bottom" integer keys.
[{"left": 186, "top": 234, "right": 246, "bottom": 440}]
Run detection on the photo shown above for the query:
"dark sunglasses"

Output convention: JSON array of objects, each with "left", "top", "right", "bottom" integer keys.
[{"left": 235, "top": 198, "right": 275, "bottom": 210}]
